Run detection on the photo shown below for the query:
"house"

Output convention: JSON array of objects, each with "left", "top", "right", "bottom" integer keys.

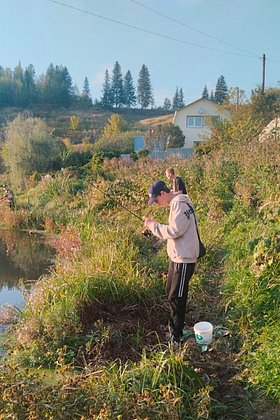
[{"left": 173, "top": 98, "right": 229, "bottom": 148}]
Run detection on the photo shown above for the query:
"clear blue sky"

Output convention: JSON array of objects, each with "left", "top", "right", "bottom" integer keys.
[{"left": 1, "top": 0, "right": 279, "bottom": 105}]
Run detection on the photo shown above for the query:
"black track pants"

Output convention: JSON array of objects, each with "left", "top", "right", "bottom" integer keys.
[{"left": 166, "top": 260, "right": 196, "bottom": 339}]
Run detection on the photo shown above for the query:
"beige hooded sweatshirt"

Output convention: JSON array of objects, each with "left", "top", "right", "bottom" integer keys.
[{"left": 146, "top": 195, "right": 200, "bottom": 263}]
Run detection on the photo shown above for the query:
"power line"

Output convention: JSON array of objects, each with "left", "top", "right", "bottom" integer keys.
[
  {"left": 46, "top": 0, "right": 258, "bottom": 59},
  {"left": 127, "top": 0, "right": 260, "bottom": 58}
]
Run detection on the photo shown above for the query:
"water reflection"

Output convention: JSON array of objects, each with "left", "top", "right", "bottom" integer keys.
[{"left": 0, "top": 230, "right": 55, "bottom": 307}]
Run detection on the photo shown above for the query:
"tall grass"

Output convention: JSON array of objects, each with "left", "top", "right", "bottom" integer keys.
[
  {"left": 0, "top": 349, "right": 209, "bottom": 419},
  {"left": 1, "top": 105, "right": 279, "bottom": 416}
]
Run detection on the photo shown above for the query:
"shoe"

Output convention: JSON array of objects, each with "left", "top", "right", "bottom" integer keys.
[{"left": 170, "top": 335, "right": 182, "bottom": 348}]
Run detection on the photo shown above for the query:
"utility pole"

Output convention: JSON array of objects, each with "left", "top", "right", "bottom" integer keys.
[{"left": 262, "top": 53, "right": 266, "bottom": 93}]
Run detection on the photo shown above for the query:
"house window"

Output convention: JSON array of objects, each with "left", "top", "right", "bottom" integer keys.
[{"left": 187, "top": 116, "right": 203, "bottom": 128}]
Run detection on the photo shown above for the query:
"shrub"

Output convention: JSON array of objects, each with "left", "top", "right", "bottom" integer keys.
[
  {"left": 2, "top": 115, "right": 63, "bottom": 188},
  {"left": 62, "top": 150, "right": 93, "bottom": 168}
]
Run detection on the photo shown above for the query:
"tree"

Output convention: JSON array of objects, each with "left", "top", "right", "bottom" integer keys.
[
  {"left": 202, "top": 85, "right": 209, "bottom": 99},
  {"left": 250, "top": 88, "right": 280, "bottom": 123},
  {"left": 100, "top": 69, "right": 113, "bottom": 108},
  {"left": 214, "top": 75, "right": 228, "bottom": 104},
  {"left": 144, "top": 123, "right": 184, "bottom": 151},
  {"left": 137, "top": 64, "right": 153, "bottom": 109},
  {"left": 172, "top": 87, "right": 184, "bottom": 110},
  {"left": 43, "top": 64, "right": 73, "bottom": 107},
  {"left": 23, "top": 64, "right": 37, "bottom": 105},
  {"left": 228, "top": 87, "right": 247, "bottom": 107},
  {"left": 13, "top": 62, "right": 25, "bottom": 106},
  {"left": 69, "top": 115, "right": 80, "bottom": 130},
  {"left": 0, "top": 77, "right": 15, "bottom": 107},
  {"left": 178, "top": 88, "right": 185, "bottom": 108},
  {"left": 2, "top": 115, "right": 62, "bottom": 188},
  {"left": 59, "top": 66, "right": 73, "bottom": 107},
  {"left": 43, "top": 63, "right": 56, "bottom": 104},
  {"left": 172, "top": 87, "right": 180, "bottom": 110},
  {"left": 163, "top": 98, "right": 172, "bottom": 111},
  {"left": 81, "top": 76, "right": 92, "bottom": 106},
  {"left": 111, "top": 61, "right": 125, "bottom": 107},
  {"left": 210, "top": 90, "right": 214, "bottom": 101},
  {"left": 123, "top": 70, "right": 136, "bottom": 107},
  {"left": 102, "top": 113, "right": 128, "bottom": 137},
  {"left": 166, "top": 124, "right": 185, "bottom": 148}
]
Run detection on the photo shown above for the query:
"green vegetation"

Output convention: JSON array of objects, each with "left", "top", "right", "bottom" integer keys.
[
  {"left": 0, "top": 93, "right": 279, "bottom": 418},
  {"left": 2, "top": 115, "right": 63, "bottom": 188}
]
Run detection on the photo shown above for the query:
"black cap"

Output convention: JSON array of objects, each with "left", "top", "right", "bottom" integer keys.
[{"left": 148, "top": 180, "right": 170, "bottom": 205}]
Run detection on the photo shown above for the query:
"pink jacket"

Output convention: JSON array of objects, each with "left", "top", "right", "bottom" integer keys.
[{"left": 146, "top": 195, "right": 200, "bottom": 263}]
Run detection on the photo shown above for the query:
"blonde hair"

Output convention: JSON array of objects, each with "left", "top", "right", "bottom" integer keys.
[{"left": 166, "top": 167, "right": 175, "bottom": 176}]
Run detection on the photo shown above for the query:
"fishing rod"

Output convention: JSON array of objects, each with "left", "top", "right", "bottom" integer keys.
[{"left": 90, "top": 182, "right": 152, "bottom": 236}]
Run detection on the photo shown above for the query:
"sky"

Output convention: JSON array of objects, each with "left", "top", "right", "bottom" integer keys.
[{"left": 1, "top": 0, "right": 280, "bottom": 106}]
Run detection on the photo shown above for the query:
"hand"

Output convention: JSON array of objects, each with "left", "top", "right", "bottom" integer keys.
[{"left": 142, "top": 216, "right": 156, "bottom": 227}]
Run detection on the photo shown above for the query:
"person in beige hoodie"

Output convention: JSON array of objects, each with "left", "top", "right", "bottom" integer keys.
[{"left": 143, "top": 180, "right": 200, "bottom": 343}]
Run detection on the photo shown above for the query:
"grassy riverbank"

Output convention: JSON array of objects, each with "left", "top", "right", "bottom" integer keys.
[{"left": 0, "top": 109, "right": 279, "bottom": 418}]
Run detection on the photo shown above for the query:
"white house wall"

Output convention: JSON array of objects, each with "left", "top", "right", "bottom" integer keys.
[{"left": 173, "top": 99, "right": 228, "bottom": 148}]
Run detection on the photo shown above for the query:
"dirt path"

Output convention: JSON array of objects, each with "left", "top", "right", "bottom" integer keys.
[{"left": 180, "top": 254, "right": 280, "bottom": 419}]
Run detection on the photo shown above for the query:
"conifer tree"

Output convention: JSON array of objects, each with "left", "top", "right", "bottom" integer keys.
[
  {"left": 202, "top": 85, "right": 209, "bottom": 99},
  {"left": 178, "top": 87, "right": 185, "bottom": 108},
  {"left": 43, "top": 63, "right": 56, "bottom": 104},
  {"left": 13, "top": 62, "right": 24, "bottom": 106},
  {"left": 210, "top": 90, "right": 214, "bottom": 101},
  {"left": 60, "top": 66, "right": 73, "bottom": 107},
  {"left": 82, "top": 76, "right": 92, "bottom": 105},
  {"left": 43, "top": 64, "right": 73, "bottom": 107},
  {"left": 123, "top": 70, "right": 136, "bottom": 107},
  {"left": 111, "top": 61, "right": 125, "bottom": 107},
  {"left": 172, "top": 87, "right": 180, "bottom": 110},
  {"left": 214, "top": 75, "right": 228, "bottom": 104},
  {"left": 100, "top": 69, "right": 113, "bottom": 108},
  {"left": 23, "top": 64, "right": 37, "bottom": 105},
  {"left": 137, "top": 64, "right": 153, "bottom": 109}
]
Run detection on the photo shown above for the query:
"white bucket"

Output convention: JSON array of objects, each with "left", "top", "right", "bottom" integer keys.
[{"left": 194, "top": 321, "right": 213, "bottom": 345}]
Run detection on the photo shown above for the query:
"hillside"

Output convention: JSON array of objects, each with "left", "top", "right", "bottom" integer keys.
[{"left": 0, "top": 106, "right": 173, "bottom": 143}]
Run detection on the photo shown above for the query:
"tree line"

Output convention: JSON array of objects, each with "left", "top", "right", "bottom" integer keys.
[
  {"left": 0, "top": 61, "right": 240, "bottom": 110},
  {"left": 0, "top": 61, "right": 154, "bottom": 110}
]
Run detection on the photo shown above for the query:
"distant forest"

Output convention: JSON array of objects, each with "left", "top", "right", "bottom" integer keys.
[{"left": 0, "top": 61, "right": 229, "bottom": 110}]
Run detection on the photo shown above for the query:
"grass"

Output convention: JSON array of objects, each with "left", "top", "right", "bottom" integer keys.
[{"left": 1, "top": 104, "right": 280, "bottom": 417}]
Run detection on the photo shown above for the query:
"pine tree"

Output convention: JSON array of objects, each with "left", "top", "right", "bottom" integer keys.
[
  {"left": 202, "top": 85, "right": 209, "bottom": 99},
  {"left": 210, "top": 90, "right": 214, "bottom": 101},
  {"left": 0, "top": 66, "right": 14, "bottom": 107},
  {"left": 23, "top": 64, "right": 37, "bottom": 105},
  {"left": 13, "top": 61, "right": 24, "bottom": 83},
  {"left": 59, "top": 66, "right": 73, "bottom": 107},
  {"left": 82, "top": 76, "right": 92, "bottom": 105},
  {"left": 137, "top": 64, "right": 153, "bottom": 109},
  {"left": 214, "top": 75, "right": 228, "bottom": 104},
  {"left": 13, "top": 62, "right": 24, "bottom": 106},
  {"left": 178, "top": 87, "right": 185, "bottom": 108},
  {"left": 100, "top": 69, "right": 113, "bottom": 108},
  {"left": 111, "top": 61, "right": 125, "bottom": 107},
  {"left": 123, "top": 70, "right": 136, "bottom": 107},
  {"left": 172, "top": 87, "right": 180, "bottom": 110},
  {"left": 43, "top": 64, "right": 73, "bottom": 107},
  {"left": 43, "top": 63, "right": 56, "bottom": 104}
]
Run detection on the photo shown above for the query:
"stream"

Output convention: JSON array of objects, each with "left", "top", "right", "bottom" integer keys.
[{"left": 0, "top": 229, "right": 55, "bottom": 318}]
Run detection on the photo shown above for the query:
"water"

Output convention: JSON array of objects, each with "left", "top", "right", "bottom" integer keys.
[{"left": 0, "top": 230, "right": 56, "bottom": 309}]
